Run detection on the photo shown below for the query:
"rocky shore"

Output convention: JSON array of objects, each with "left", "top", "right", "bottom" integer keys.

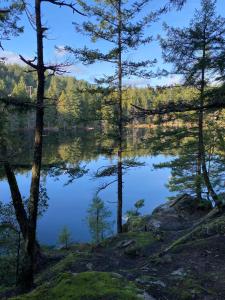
[{"left": 4, "top": 194, "right": 225, "bottom": 299}]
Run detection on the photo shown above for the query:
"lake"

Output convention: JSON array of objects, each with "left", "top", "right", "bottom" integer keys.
[{"left": 0, "top": 127, "right": 181, "bottom": 245}]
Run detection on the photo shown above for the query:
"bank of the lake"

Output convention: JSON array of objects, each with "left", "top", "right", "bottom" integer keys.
[{"left": 2, "top": 194, "right": 225, "bottom": 300}]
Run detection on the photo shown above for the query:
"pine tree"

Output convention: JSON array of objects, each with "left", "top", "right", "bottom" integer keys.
[
  {"left": 58, "top": 226, "right": 72, "bottom": 249},
  {"left": 0, "top": 1, "right": 24, "bottom": 50},
  {"left": 87, "top": 196, "right": 112, "bottom": 243},
  {"left": 3, "top": 0, "right": 83, "bottom": 290},
  {"left": 160, "top": 0, "right": 225, "bottom": 207},
  {"left": 12, "top": 77, "right": 28, "bottom": 99},
  {"left": 66, "top": 0, "right": 162, "bottom": 233}
]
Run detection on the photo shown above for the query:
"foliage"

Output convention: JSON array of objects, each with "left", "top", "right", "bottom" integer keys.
[
  {"left": 58, "top": 226, "right": 72, "bottom": 249},
  {"left": 0, "top": 0, "right": 24, "bottom": 50},
  {"left": 87, "top": 196, "right": 112, "bottom": 243},
  {"left": 126, "top": 199, "right": 145, "bottom": 217}
]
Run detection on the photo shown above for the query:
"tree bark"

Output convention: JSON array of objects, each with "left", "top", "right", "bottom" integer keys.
[
  {"left": 198, "top": 26, "right": 220, "bottom": 207},
  {"left": 21, "top": 0, "right": 45, "bottom": 290},
  {"left": 117, "top": 0, "right": 123, "bottom": 234},
  {"left": 4, "top": 162, "right": 28, "bottom": 239}
]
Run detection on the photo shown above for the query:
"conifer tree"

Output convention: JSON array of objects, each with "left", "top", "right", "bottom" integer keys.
[
  {"left": 160, "top": 0, "right": 225, "bottom": 206},
  {"left": 66, "top": 0, "right": 162, "bottom": 233},
  {"left": 3, "top": 0, "right": 83, "bottom": 290},
  {"left": 0, "top": 0, "right": 24, "bottom": 50},
  {"left": 12, "top": 77, "right": 28, "bottom": 99},
  {"left": 87, "top": 196, "right": 112, "bottom": 243}
]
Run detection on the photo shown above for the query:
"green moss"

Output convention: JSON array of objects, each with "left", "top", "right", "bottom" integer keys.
[
  {"left": 168, "top": 277, "right": 214, "bottom": 300},
  {"left": 120, "top": 232, "right": 156, "bottom": 248},
  {"left": 101, "top": 232, "right": 156, "bottom": 250},
  {"left": 36, "top": 252, "right": 90, "bottom": 284},
  {"left": 12, "top": 272, "right": 141, "bottom": 300}
]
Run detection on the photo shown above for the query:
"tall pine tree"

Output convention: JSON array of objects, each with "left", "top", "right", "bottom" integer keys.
[
  {"left": 66, "top": 0, "right": 162, "bottom": 233},
  {"left": 160, "top": 0, "right": 225, "bottom": 207}
]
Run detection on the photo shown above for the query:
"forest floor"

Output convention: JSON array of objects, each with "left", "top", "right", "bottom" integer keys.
[{"left": 3, "top": 194, "right": 225, "bottom": 300}]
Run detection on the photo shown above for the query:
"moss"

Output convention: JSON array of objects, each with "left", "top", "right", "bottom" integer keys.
[
  {"left": 36, "top": 252, "right": 91, "bottom": 284},
  {"left": 168, "top": 276, "right": 214, "bottom": 300},
  {"left": 12, "top": 272, "right": 141, "bottom": 300},
  {"left": 101, "top": 232, "right": 156, "bottom": 250},
  {"left": 121, "top": 232, "right": 156, "bottom": 248}
]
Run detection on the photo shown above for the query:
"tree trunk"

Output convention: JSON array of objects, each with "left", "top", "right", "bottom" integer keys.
[
  {"left": 117, "top": 0, "right": 123, "bottom": 234},
  {"left": 4, "top": 162, "right": 28, "bottom": 239},
  {"left": 198, "top": 29, "right": 220, "bottom": 207},
  {"left": 198, "top": 108, "right": 220, "bottom": 206},
  {"left": 117, "top": 148, "right": 123, "bottom": 233},
  {"left": 21, "top": 0, "right": 45, "bottom": 290}
]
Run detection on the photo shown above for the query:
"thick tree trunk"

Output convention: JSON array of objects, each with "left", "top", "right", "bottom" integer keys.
[
  {"left": 21, "top": 0, "right": 45, "bottom": 290},
  {"left": 4, "top": 162, "right": 28, "bottom": 239}
]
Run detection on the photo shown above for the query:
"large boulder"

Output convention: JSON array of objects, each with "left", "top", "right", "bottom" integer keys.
[
  {"left": 147, "top": 194, "right": 211, "bottom": 231},
  {"left": 126, "top": 194, "right": 212, "bottom": 233}
]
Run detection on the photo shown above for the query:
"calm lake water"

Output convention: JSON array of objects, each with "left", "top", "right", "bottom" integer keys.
[{"left": 0, "top": 128, "right": 174, "bottom": 245}]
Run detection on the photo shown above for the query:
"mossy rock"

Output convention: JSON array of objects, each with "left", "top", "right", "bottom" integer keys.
[{"left": 12, "top": 272, "right": 142, "bottom": 300}]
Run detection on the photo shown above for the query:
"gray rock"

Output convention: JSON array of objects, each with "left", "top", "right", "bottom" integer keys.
[
  {"left": 149, "top": 280, "right": 166, "bottom": 288},
  {"left": 86, "top": 262, "right": 93, "bottom": 270},
  {"left": 171, "top": 267, "right": 187, "bottom": 277},
  {"left": 111, "top": 272, "right": 123, "bottom": 279},
  {"left": 116, "top": 239, "right": 135, "bottom": 249},
  {"left": 138, "top": 291, "right": 156, "bottom": 300},
  {"left": 146, "top": 194, "right": 209, "bottom": 232},
  {"left": 162, "top": 254, "right": 172, "bottom": 264}
]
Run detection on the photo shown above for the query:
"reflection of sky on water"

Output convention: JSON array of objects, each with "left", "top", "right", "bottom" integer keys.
[{"left": 0, "top": 155, "right": 173, "bottom": 245}]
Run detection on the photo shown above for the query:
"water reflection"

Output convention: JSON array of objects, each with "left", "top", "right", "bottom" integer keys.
[{"left": 0, "top": 121, "right": 225, "bottom": 245}]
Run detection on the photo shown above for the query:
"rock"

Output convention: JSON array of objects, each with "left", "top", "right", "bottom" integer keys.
[
  {"left": 111, "top": 272, "right": 123, "bottom": 279},
  {"left": 124, "top": 246, "right": 141, "bottom": 257},
  {"left": 137, "top": 291, "right": 156, "bottom": 300},
  {"left": 136, "top": 277, "right": 166, "bottom": 288},
  {"left": 171, "top": 267, "right": 187, "bottom": 277},
  {"left": 162, "top": 254, "right": 172, "bottom": 264},
  {"left": 146, "top": 194, "right": 210, "bottom": 232},
  {"left": 86, "top": 262, "right": 93, "bottom": 270},
  {"left": 116, "top": 239, "right": 135, "bottom": 249},
  {"left": 149, "top": 280, "right": 166, "bottom": 288}
]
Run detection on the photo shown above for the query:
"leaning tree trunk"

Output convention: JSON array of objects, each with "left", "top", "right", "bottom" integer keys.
[{"left": 4, "top": 162, "right": 28, "bottom": 239}]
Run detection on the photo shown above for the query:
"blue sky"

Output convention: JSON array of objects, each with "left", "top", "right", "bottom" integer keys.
[{"left": 1, "top": 0, "right": 225, "bottom": 86}]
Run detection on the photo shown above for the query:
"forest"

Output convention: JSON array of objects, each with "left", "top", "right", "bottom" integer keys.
[{"left": 0, "top": 0, "right": 225, "bottom": 299}]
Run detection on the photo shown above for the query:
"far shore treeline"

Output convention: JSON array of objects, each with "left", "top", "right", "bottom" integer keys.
[{"left": 0, "top": 63, "right": 206, "bottom": 129}]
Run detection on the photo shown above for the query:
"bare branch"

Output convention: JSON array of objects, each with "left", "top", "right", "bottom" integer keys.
[
  {"left": 42, "top": 0, "right": 86, "bottom": 16},
  {"left": 19, "top": 55, "right": 38, "bottom": 69}
]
